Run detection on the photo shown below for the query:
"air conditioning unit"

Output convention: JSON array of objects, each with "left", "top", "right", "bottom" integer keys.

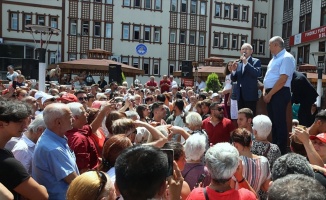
[{"left": 111, "top": 56, "right": 121, "bottom": 63}]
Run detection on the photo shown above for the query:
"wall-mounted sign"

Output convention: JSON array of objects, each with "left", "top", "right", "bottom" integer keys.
[
  {"left": 290, "top": 25, "right": 326, "bottom": 46},
  {"left": 136, "top": 44, "right": 147, "bottom": 56}
]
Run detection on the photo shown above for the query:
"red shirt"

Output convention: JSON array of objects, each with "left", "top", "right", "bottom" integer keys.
[
  {"left": 146, "top": 81, "right": 158, "bottom": 87},
  {"left": 186, "top": 187, "right": 256, "bottom": 200},
  {"left": 202, "top": 117, "right": 235, "bottom": 145},
  {"left": 160, "top": 79, "right": 171, "bottom": 93},
  {"left": 65, "top": 125, "right": 99, "bottom": 171}
]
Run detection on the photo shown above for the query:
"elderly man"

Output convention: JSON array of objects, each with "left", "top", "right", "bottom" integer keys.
[
  {"left": 145, "top": 76, "right": 158, "bottom": 91},
  {"left": 187, "top": 143, "right": 256, "bottom": 199},
  {"left": 169, "top": 75, "right": 178, "bottom": 91},
  {"left": 159, "top": 75, "right": 171, "bottom": 93},
  {"left": 202, "top": 102, "right": 235, "bottom": 145},
  {"left": 33, "top": 103, "right": 79, "bottom": 200},
  {"left": 12, "top": 115, "right": 46, "bottom": 175},
  {"left": 231, "top": 43, "right": 261, "bottom": 115},
  {"left": 0, "top": 101, "right": 48, "bottom": 200},
  {"left": 263, "top": 36, "right": 295, "bottom": 155}
]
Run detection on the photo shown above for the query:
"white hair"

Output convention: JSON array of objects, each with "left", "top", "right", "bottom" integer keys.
[
  {"left": 205, "top": 142, "right": 239, "bottom": 180},
  {"left": 96, "top": 93, "right": 106, "bottom": 100},
  {"left": 252, "top": 115, "right": 272, "bottom": 139},
  {"left": 43, "top": 103, "right": 68, "bottom": 127},
  {"left": 67, "top": 102, "right": 83, "bottom": 116},
  {"left": 269, "top": 36, "right": 284, "bottom": 48},
  {"left": 28, "top": 114, "right": 45, "bottom": 133},
  {"left": 186, "top": 112, "right": 202, "bottom": 127},
  {"left": 184, "top": 133, "right": 207, "bottom": 161},
  {"left": 125, "top": 111, "right": 140, "bottom": 120},
  {"left": 241, "top": 43, "right": 253, "bottom": 50}
]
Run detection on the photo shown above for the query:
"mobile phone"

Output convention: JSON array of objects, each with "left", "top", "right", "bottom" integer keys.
[
  {"left": 195, "top": 174, "right": 206, "bottom": 187},
  {"left": 161, "top": 149, "right": 174, "bottom": 177}
]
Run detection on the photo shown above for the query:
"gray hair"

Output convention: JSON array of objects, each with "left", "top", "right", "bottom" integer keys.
[
  {"left": 241, "top": 43, "right": 253, "bottom": 50},
  {"left": 28, "top": 114, "right": 46, "bottom": 133},
  {"left": 252, "top": 115, "right": 272, "bottom": 139},
  {"left": 67, "top": 102, "right": 83, "bottom": 116},
  {"left": 205, "top": 142, "right": 239, "bottom": 180},
  {"left": 270, "top": 36, "right": 284, "bottom": 49},
  {"left": 43, "top": 103, "right": 67, "bottom": 127},
  {"left": 185, "top": 112, "right": 202, "bottom": 127},
  {"left": 184, "top": 133, "right": 207, "bottom": 161},
  {"left": 125, "top": 111, "right": 140, "bottom": 120}
]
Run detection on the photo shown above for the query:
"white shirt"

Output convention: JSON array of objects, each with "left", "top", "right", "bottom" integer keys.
[
  {"left": 196, "top": 81, "right": 206, "bottom": 92},
  {"left": 184, "top": 104, "right": 197, "bottom": 112},
  {"left": 170, "top": 80, "right": 178, "bottom": 90},
  {"left": 12, "top": 134, "right": 36, "bottom": 175},
  {"left": 107, "top": 167, "right": 116, "bottom": 183}
]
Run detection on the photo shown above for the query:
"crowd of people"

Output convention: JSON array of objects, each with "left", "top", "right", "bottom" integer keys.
[{"left": 1, "top": 35, "right": 326, "bottom": 200}]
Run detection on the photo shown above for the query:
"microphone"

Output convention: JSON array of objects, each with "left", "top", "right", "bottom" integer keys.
[{"left": 239, "top": 52, "right": 246, "bottom": 63}]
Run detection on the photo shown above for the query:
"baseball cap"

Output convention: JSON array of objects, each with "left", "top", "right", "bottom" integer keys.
[
  {"left": 211, "top": 93, "right": 220, "bottom": 99},
  {"left": 41, "top": 94, "right": 57, "bottom": 104},
  {"left": 309, "top": 133, "right": 326, "bottom": 143},
  {"left": 57, "top": 93, "right": 78, "bottom": 103}
]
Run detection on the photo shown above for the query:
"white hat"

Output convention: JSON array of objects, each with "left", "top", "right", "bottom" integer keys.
[
  {"left": 104, "top": 89, "right": 111, "bottom": 94},
  {"left": 41, "top": 94, "right": 56, "bottom": 105},
  {"left": 211, "top": 93, "right": 220, "bottom": 99},
  {"left": 172, "top": 85, "right": 178, "bottom": 89},
  {"left": 35, "top": 91, "right": 46, "bottom": 100}
]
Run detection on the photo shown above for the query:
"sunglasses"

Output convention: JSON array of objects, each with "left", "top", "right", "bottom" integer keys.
[
  {"left": 78, "top": 97, "right": 88, "bottom": 101},
  {"left": 93, "top": 170, "right": 107, "bottom": 199}
]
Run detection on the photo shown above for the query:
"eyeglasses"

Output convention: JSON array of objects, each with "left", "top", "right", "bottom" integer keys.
[
  {"left": 94, "top": 171, "right": 107, "bottom": 199},
  {"left": 78, "top": 97, "right": 88, "bottom": 101},
  {"left": 212, "top": 107, "right": 224, "bottom": 111}
]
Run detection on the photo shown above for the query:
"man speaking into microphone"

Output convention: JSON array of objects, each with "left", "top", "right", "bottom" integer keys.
[{"left": 231, "top": 43, "right": 261, "bottom": 115}]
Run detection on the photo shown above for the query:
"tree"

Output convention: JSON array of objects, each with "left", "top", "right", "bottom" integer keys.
[{"left": 205, "top": 73, "right": 222, "bottom": 93}]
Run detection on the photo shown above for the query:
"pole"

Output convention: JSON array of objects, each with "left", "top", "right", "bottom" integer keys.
[
  {"left": 317, "top": 67, "right": 323, "bottom": 109},
  {"left": 37, "top": 48, "right": 46, "bottom": 92}
]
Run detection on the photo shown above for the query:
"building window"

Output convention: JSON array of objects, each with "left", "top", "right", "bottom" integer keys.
[
  {"left": 282, "top": 21, "right": 292, "bottom": 38},
  {"left": 133, "top": 25, "right": 140, "bottom": 40},
  {"left": 180, "top": 30, "right": 186, "bottom": 44},
  {"left": 106, "top": 0, "right": 113, "bottom": 4},
  {"left": 222, "top": 34, "right": 229, "bottom": 48},
  {"left": 50, "top": 16, "right": 58, "bottom": 28},
  {"left": 242, "top": 6, "right": 248, "bottom": 21},
  {"left": 321, "top": 7, "right": 326, "bottom": 26},
  {"left": 154, "top": 0, "right": 161, "bottom": 10},
  {"left": 200, "top": 2, "right": 206, "bottom": 15},
  {"left": 37, "top": 15, "right": 45, "bottom": 26},
  {"left": 169, "top": 64, "right": 175, "bottom": 76},
  {"left": 170, "top": 29, "right": 176, "bottom": 43},
  {"left": 252, "top": 39, "right": 257, "bottom": 53},
  {"left": 122, "top": 24, "right": 130, "bottom": 40},
  {"left": 299, "top": 13, "right": 311, "bottom": 33},
  {"left": 215, "top": 3, "right": 221, "bottom": 17},
  {"left": 123, "top": 0, "right": 131, "bottom": 6},
  {"left": 69, "top": 54, "right": 77, "bottom": 61},
  {"left": 49, "top": 52, "right": 56, "bottom": 64},
  {"left": 70, "top": 19, "right": 77, "bottom": 35},
  {"left": 260, "top": 14, "right": 266, "bottom": 28},
  {"left": 82, "top": 21, "right": 89, "bottom": 36},
  {"left": 231, "top": 35, "right": 238, "bottom": 49},
  {"left": 240, "top": 35, "right": 247, "bottom": 45},
  {"left": 233, "top": 5, "right": 239, "bottom": 19},
  {"left": 213, "top": 33, "right": 220, "bottom": 47},
  {"left": 143, "top": 58, "right": 150, "bottom": 75},
  {"left": 144, "top": 26, "right": 151, "bottom": 41},
  {"left": 181, "top": 0, "right": 187, "bottom": 13},
  {"left": 189, "top": 31, "right": 196, "bottom": 45},
  {"left": 153, "top": 60, "right": 160, "bottom": 75},
  {"left": 297, "top": 45, "right": 310, "bottom": 64},
  {"left": 318, "top": 41, "right": 325, "bottom": 62},
  {"left": 154, "top": 27, "right": 161, "bottom": 43},
  {"left": 105, "top": 23, "right": 112, "bottom": 38},
  {"left": 171, "top": 0, "right": 177, "bottom": 12},
  {"left": 23, "top": 14, "right": 32, "bottom": 30},
  {"left": 224, "top": 4, "right": 230, "bottom": 18},
  {"left": 259, "top": 41, "right": 265, "bottom": 54},
  {"left": 199, "top": 32, "right": 205, "bottom": 46},
  {"left": 254, "top": 13, "right": 259, "bottom": 27},
  {"left": 144, "top": 0, "right": 151, "bottom": 9},
  {"left": 81, "top": 54, "right": 87, "bottom": 59},
  {"left": 133, "top": 57, "right": 139, "bottom": 68},
  {"left": 95, "top": 0, "right": 101, "bottom": 2},
  {"left": 94, "top": 22, "right": 101, "bottom": 37},
  {"left": 122, "top": 56, "right": 129, "bottom": 65},
  {"left": 284, "top": 0, "right": 293, "bottom": 11},
  {"left": 134, "top": 0, "right": 140, "bottom": 7},
  {"left": 9, "top": 12, "right": 18, "bottom": 30},
  {"left": 191, "top": 0, "right": 197, "bottom": 14}
]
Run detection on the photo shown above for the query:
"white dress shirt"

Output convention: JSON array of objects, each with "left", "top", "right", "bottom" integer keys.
[{"left": 12, "top": 134, "right": 35, "bottom": 175}]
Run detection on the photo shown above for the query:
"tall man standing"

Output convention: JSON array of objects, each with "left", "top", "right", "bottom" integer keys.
[
  {"left": 263, "top": 36, "right": 295, "bottom": 155},
  {"left": 231, "top": 43, "right": 261, "bottom": 115}
]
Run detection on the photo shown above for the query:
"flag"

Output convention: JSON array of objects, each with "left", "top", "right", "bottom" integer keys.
[{"left": 56, "top": 42, "right": 60, "bottom": 63}]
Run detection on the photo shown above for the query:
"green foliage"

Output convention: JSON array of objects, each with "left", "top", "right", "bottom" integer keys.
[
  {"left": 205, "top": 73, "right": 222, "bottom": 93},
  {"left": 121, "top": 72, "right": 126, "bottom": 84}
]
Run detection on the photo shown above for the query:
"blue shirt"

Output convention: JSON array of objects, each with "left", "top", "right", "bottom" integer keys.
[
  {"left": 32, "top": 129, "right": 79, "bottom": 200},
  {"left": 263, "top": 49, "right": 295, "bottom": 88}
]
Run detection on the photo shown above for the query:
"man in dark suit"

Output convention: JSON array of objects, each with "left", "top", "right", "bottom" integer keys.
[
  {"left": 291, "top": 71, "right": 318, "bottom": 127},
  {"left": 231, "top": 43, "right": 261, "bottom": 115}
]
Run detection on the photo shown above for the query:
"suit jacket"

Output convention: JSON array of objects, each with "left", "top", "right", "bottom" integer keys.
[
  {"left": 291, "top": 71, "right": 318, "bottom": 106},
  {"left": 231, "top": 57, "right": 261, "bottom": 101}
]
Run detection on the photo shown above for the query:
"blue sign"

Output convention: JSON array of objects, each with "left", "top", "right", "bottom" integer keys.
[{"left": 136, "top": 44, "right": 147, "bottom": 56}]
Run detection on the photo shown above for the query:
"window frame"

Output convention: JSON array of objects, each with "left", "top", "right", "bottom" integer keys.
[
  {"left": 213, "top": 32, "right": 220, "bottom": 47},
  {"left": 189, "top": 31, "right": 196, "bottom": 45},
  {"left": 233, "top": 5, "right": 239, "bottom": 19},
  {"left": 143, "top": 58, "right": 150, "bottom": 75},
  {"left": 154, "top": 0, "right": 162, "bottom": 11},
  {"left": 215, "top": 2, "right": 221, "bottom": 17},
  {"left": 49, "top": 16, "right": 58, "bottom": 29},
  {"left": 260, "top": 13, "right": 267, "bottom": 28},
  {"left": 133, "top": 25, "right": 141, "bottom": 41},
  {"left": 231, "top": 35, "right": 238, "bottom": 50},
  {"left": 224, "top": 4, "right": 231, "bottom": 19},
  {"left": 23, "top": 13, "right": 32, "bottom": 31},
  {"left": 134, "top": 0, "right": 141, "bottom": 8},
  {"left": 170, "top": 29, "right": 176, "bottom": 43},
  {"left": 190, "top": 0, "right": 197, "bottom": 14},
  {"left": 254, "top": 13, "right": 259, "bottom": 27},
  {"left": 181, "top": 0, "right": 187, "bottom": 13},
  {"left": 82, "top": 21, "right": 89, "bottom": 36},
  {"left": 144, "top": 26, "right": 151, "bottom": 42},
  {"left": 199, "top": 32, "right": 205, "bottom": 46},
  {"left": 242, "top": 6, "right": 248, "bottom": 21},
  {"left": 171, "top": 0, "right": 177, "bottom": 12},
  {"left": 37, "top": 14, "right": 45, "bottom": 26},
  {"left": 105, "top": 23, "right": 112, "bottom": 38},
  {"left": 70, "top": 19, "right": 77, "bottom": 35},
  {"left": 94, "top": 21, "right": 101, "bottom": 37},
  {"left": 222, "top": 33, "right": 229, "bottom": 49},
  {"left": 153, "top": 27, "right": 161, "bottom": 43},
  {"left": 122, "top": 23, "right": 130, "bottom": 40},
  {"left": 153, "top": 59, "right": 160, "bottom": 76},
  {"left": 133, "top": 57, "right": 139, "bottom": 68},
  {"left": 144, "top": 0, "right": 151, "bottom": 9},
  {"left": 123, "top": 0, "right": 131, "bottom": 7},
  {"left": 258, "top": 40, "right": 265, "bottom": 54},
  {"left": 180, "top": 30, "right": 186, "bottom": 44},
  {"left": 200, "top": 1, "right": 206, "bottom": 15}
]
